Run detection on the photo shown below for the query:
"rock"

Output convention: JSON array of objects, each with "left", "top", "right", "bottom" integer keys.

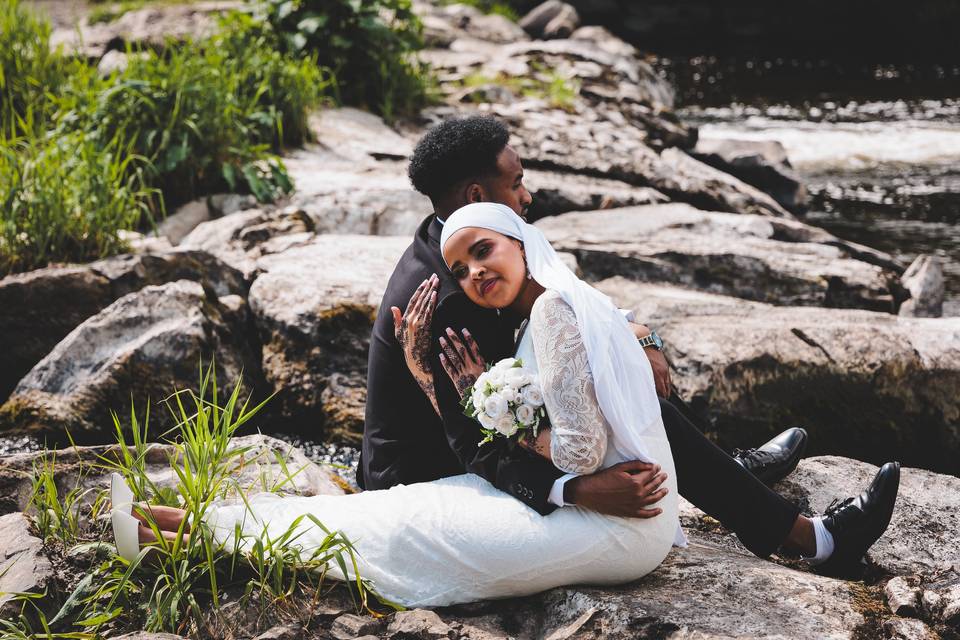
[
  {"left": 0, "top": 513, "right": 53, "bottom": 617},
  {"left": 886, "top": 576, "right": 923, "bottom": 616},
  {"left": 208, "top": 193, "right": 258, "bottom": 217},
  {"left": 479, "top": 104, "right": 794, "bottom": 216},
  {"left": 598, "top": 280, "right": 960, "bottom": 472},
  {"left": 692, "top": 137, "right": 808, "bottom": 213},
  {"left": 156, "top": 199, "right": 211, "bottom": 245},
  {"left": 539, "top": 204, "right": 905, "bottom": 311},
  {"left": 777, "top": 457, "right": 960, "bottom": 576},
  {"left": 387, "top": 609, "right": 455, "bottom": 639},
  {"left": 899, "top": 255, "right": 944, "bottom": 318},
  {"left": 519, "top": 1, "right": 581, "bottom": 40},
  {"left": 251, "top": 624, "right": 303, "bottom": 640},
  {"left": 881, "top": 618, "right": 937, "bottom": 639},
  {"left": 0, "top": 250, "right": 245, "bottom": 403},
  {"left": 309, "top": 108, "right": 414, "bottom": 163},
  {"left": 523, "top": 538, "right": 865, "bottom": 638},
  {"left": 0, "top": 280, "right": 259, "bottom": 439},
  {"left": 50, "top": 1, "right": 241, "bottom": 58},
  {"left": 434, "top": 3, "right": 529, "bottom": 44},
  {"left": 0, "top": 434, "right": 343, "bottom": 515},
  {"left": 248, "top": 236, "right": 409, "bottom": 442},
  {"left": 524, "top": 168, "right": 668, "bottom": 220},
  {"left": 331, "top": 613, "right": 382, "bottom": 640}
]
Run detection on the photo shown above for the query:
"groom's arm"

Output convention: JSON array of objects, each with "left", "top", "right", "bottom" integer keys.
[{"left": 429, "top": 295, "right": 564, "bottom": 515}]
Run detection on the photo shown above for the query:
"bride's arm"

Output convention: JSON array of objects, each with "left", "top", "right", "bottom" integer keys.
[{"left": 529, "top": 293, "right": 607, "bottom": 475}]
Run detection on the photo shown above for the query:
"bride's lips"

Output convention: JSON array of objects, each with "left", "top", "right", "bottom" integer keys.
[{"left": 479, "top": 277, "right": 498, "bottom": 297}]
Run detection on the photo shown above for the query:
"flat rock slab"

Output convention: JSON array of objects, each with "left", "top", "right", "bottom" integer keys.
[
  {"left": 777, "top": 456, "right": 960, "bottom": 578},
  {"left": 438, "top": 536, "right": 868, "bottom": 639},
  {"left": 0, "top": 512, "right": 52, "bottom": 617},
  {"left": 248, "top": 236, "right": 409, "bottom": 441},
  {"left": 540, "top": 203, "right": 904, "bottom": 311},
  {"left": 597, "top": 279, "right": 960, "bottom": 473},
  {"left": 0, "top": 280, "right": 258, "bottom": 439}
]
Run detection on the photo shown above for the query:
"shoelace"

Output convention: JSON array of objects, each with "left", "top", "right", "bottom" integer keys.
[
  {"left": 732, "top": 447, "right": 777, "bottom": 468},
  {"left": 824, "top": 497, "right": 855, "bottom": 515}
]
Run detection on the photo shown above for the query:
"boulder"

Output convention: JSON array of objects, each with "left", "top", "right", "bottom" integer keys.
[
  {"left": 308, "top": 108, "right": 414, "bottom": 163},
  {"left": 0, "top": 512, "right": 53, "bottom": 617},
  {"left": 248, "top": 236, "right": 409, "bottom": 443},
  {"left": 0, "top": 280, "right": 259, "bottom": 440},
  {"left": 777, "top": 457, "right": 960, "bottom": 578},
  {"left": 899, "top": 255, "right": 945, "bottom": 318},
  {"left": 519, "top": 1, "right": 581, "bottom": 40},
  {"left": 539, "top": 204, "right": 905, "bottom": 311},
  {"left": 433, "top": 3, "right": 529, "bottom": 44},
  {"left": 881, "top": 618, "right": 937, "bottom": 639},
  {"left": 692, "top": 137, "right": 808, "bottom": 213},
  {"left": 597, "top": 279, "right": 960, "bottom": 473},
  {"left": 0, "top": 251, "right": 246, "bottom": 403}
]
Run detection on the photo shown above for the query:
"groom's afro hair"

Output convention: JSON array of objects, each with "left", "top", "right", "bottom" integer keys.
[{"left": 408, "top": 116, "right": 510, "bottom": 201}]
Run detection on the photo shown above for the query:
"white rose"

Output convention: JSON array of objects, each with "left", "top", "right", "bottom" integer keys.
[
  {"left": 493, "top": 358, "right": 516, "bottom": 372},
  {"left": 515, "top": 403, "right": 535, "bottom": 426},
  {"left": 472, "top": 390, "right": 485, "bottom": 412},
  {"left": 503, "top": 368, "right": 530, "bottom": 387},
  {"left": 522, "top": 385, "right": 544, "bottom": 408},
  {"left": 495, "top": 414, "right": 519, "bottom": 437},
  {"left": 485, "top": 369, "right": 505, "bottom": 386},
  {"left": 478, "top": 411, "right": 496, "bottom": 430},
  {"left": 500, "top": 386, "right": 518, "bottom": 403},
  {"left": 484, "top": 393, "right": 508, "bottom": 420}
]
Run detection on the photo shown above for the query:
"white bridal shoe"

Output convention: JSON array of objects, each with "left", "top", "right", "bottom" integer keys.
[{"left": 110, "top": 473, "right": 141, "bottom": 562}]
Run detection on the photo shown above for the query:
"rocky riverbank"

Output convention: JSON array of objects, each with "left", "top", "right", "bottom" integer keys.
[{"left": 5, "top": 0, "right": 959, "bottom": 637}]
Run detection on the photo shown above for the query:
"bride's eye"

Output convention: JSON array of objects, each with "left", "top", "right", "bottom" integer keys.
[
  {"left": 476, "top": 244, "right": 489, "bottom": 258},
  {"left": 453, "top": 266, "right": 468, "bottom": 280}
]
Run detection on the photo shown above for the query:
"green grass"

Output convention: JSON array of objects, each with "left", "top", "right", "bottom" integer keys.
[
  {"left": 439, "top": 0, "right": 520, "bottom": 21},
  {"left": 1, "top": 362, "right": 380, "bottom": 638},
  {"left": 0, "top": 0, "right": 327, "bottom": 276},
  {"left": 461, "top": 63, "right": 580, "bottom": 111}
]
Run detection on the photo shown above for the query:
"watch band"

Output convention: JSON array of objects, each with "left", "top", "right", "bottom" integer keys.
[{"left": 638, "top": 329, "right": 663, "bottom": 351}]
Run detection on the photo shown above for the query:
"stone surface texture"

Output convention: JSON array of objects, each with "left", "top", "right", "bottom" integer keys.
[{"left": 0, "top": 512, "right": 53, "bottom": 617}]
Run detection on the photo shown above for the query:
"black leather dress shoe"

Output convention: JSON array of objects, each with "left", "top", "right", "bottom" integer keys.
[
  {"left": 816, "top": 461, "right": 901, "bottom": 578},
  {"left": 733, "top": 427, "right": 808, "bottom": 485}
]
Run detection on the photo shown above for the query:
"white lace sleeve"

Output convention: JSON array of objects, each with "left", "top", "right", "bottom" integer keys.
[{"left": 530, "top": 291, "right": 607, "bottom": 474}]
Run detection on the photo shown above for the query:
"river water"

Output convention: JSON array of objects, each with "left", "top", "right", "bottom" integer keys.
[{"left": 656, "top": 56, "right": 960, "bottom": 315}]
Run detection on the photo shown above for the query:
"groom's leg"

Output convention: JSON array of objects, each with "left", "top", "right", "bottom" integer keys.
[{"left": 659, "top": 399, "right": 800, "bottom": 558}]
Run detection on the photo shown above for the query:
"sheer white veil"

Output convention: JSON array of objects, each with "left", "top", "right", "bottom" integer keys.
[{"left": 440, "top": 202, "right": 663, "bottom": 466}]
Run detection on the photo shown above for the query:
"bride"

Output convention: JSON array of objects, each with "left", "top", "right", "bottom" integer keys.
[{"left": 111, "top": 201, "right": 683, "bottom": 607}]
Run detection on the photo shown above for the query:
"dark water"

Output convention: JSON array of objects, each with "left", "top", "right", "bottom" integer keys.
[{"left": 655, "top": 56, "right": 960, "bottom": 314}]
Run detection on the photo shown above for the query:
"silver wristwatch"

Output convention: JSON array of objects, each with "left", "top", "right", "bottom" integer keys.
[{"left": 638, "top": 329, "right": 663, "bottom": 351}]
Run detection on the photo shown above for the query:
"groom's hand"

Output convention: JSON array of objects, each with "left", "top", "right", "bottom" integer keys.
[
  {"left": 565, "top": 461, "right": 669, "bottom": 518},
  {"left": 629, "top": 322, "right": 671, "bottom": 398}
]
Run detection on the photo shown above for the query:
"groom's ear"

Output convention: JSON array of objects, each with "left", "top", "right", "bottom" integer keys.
[{"left": 465, "top": 183, "right": 484, "bottom": 203}]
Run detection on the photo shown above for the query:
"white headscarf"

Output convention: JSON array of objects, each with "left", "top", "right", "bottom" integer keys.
[{"left": 440, "top": 202, "right": 663, "bottom": 466}]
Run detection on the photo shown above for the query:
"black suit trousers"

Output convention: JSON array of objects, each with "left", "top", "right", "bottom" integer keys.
[{"left": 660, "top": 397, "right": 800, "bottom": 558}]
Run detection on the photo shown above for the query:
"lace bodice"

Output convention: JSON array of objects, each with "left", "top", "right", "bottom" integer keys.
[{"left": 517, "top": 289, "right": 608, "bottom": 475}]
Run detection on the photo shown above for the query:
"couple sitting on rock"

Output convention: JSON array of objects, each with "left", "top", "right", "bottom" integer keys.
[{"left": 112, "top": 116, "right": 900, "bottom": 607}]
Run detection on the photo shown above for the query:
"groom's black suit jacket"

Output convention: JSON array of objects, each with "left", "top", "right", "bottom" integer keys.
[{"left": 358, "top": 214, "right": 564, "bottom": 514}]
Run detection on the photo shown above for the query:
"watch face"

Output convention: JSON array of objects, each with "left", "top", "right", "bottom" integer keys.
[{"left": 652, "top": 331, "right": 663, "bottom": 349}]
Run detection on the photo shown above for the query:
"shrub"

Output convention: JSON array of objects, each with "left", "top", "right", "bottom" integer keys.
[
  {"left": 0, "top": 0, "right": 67, "bottom": 136},
  {"left": 0, "top": 129, "right": 155, "bottom": 274},
  {"left": 252, "top": 0, "right": 431, "bottom": 121}
]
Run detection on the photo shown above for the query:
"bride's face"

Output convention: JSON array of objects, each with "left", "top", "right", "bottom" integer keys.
[{"left": 443, "top": 227, "right": 527, "bottom": 309}]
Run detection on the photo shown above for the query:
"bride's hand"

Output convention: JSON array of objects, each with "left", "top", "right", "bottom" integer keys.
[
  {"left": 392, "top": 275, "right": 440, "bottom": 414},
  {"left": 438, "top": 327, "right": 486, "bottom": 398}
]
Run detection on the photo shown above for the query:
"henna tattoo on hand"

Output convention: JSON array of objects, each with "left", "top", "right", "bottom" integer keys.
[
  {"left": 414, "top": 374, "right": 440, "bottom": 416},
  {"left": 453, "top": 374, "right": 477, "bottom": 398}
]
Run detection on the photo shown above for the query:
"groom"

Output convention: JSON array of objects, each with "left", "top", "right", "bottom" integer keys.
[{"left": 358, "top": 114, "right": 817, "bottom": 559}]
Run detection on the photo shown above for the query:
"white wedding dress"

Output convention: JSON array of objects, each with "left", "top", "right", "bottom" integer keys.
[{"left": 204, "top": 291, "right": 681, "bottom": 607}]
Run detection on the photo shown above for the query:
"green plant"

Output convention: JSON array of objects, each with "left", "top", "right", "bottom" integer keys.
[
  {"left": 0, "top": 0, "right": 67, "bottom": 136},
  {"left": 27, "top": 451, "right": 106, "bottom": 547},
  {"left": 461, "top": 63, "right": 580, "bottom": 111},
  {"left": 0, "top": 128, "right": 156, "bottom": 274},
  {"left": 251, "top": 0, "right": 431, "bottom": 121}
]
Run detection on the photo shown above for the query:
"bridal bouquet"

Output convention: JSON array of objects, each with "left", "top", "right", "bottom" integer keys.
[{"left": 461, "top": 358, "right": 546, "bottom": 446}]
